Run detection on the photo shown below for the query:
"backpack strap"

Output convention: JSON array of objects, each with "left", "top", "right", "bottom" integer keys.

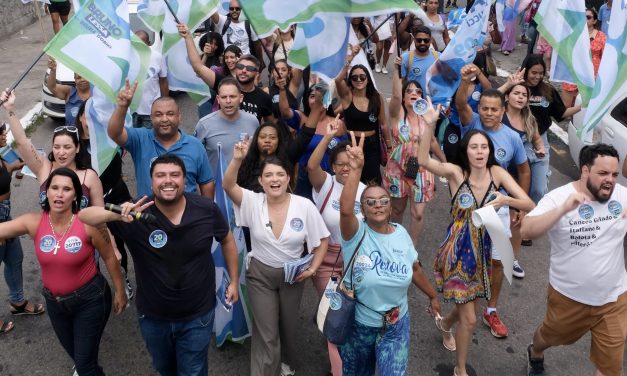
[
  {"left": 221, "top": 18, "right": 231, "bottom": 35},
  {"left": 245, "top": 20, "right": 256, "bottom": 57},
  {"left": 404, "top": 50, "right": 415, "bottom": 80}
]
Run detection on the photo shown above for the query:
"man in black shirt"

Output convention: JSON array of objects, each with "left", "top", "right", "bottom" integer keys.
[{"left": 79, "top": 155, "right": 239, "bottom": 376}]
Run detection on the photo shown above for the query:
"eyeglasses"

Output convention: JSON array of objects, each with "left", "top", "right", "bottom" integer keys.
[
  {"left": 363, "top": 198, "right": 391, "bottom": 207},
  {"left": 415, "top": 38, "right": 431, "bottom": 44},
  {"left": 405, "top": 88, "right": 423, "bottom": 95},
  {"left": 350, "top": 74, "right": 367, "bottom": 82},
  {"left": 54, "top": 126, "right": 79, "bottom": 134},
  {"left": 333, "top": 162, "right": 350, "bottom": 169},
  {"left": 586, "top": 15, "right": 593, "bottom": 19},
  {"left": 236, "top": 63, "right": 258, "bottom": 72},
  {"left": 229, "top": 7, "right": 241, "bottom": 11}
]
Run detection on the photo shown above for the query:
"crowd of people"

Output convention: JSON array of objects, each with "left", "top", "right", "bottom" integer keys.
[{"left": 0, "top": 1, "right": 625, "bottom": 376}]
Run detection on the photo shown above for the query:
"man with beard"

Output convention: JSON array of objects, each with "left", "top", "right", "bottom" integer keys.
[
  {"left": 108, "top": 81, "right": 215, "bottom": 199},
  {"left": 194, "top": 77, "right": 259, "bottom": 173},
  {"left": 178, "top": 23, "right": 274, "bottom": 123},
  {"left": 400, "top": 25, "right": 438, "bottom": 90},
  {"left": 522, "top": 144, "right": 627, "bottom": 376},
  {"left": 209, "top": 0, "right": 264, "bottom": 65},
  {"left": 79, "top": 154, "right": 240, "bottom": 376}
]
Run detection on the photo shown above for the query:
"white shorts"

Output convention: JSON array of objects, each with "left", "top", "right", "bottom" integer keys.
[{"left": 491, "top": 206, "right": 511, "bottom": 261}]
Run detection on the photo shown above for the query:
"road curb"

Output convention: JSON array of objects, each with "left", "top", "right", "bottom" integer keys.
[{"left": 7, "top": 102, "right": 43, "bottom": 145}]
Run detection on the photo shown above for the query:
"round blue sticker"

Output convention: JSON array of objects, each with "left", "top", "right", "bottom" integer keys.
[
  {"left": 495, "top": 148, "right": 507, "bottom": 161},
  {"left": 290, "top": 218, "right": 304, "bottom": 232},
  {"left": 400, "top": 124, "right": 409, "bottom": 136},
  {"left": 329, "top": 292, "right": 342, "bottom": 310},
  {"left": 149, "top": 230, "right": 168, "bottom": 249},
  {"left": 368, "top": 113, "right": 377, "bottom": 123},
  {"left": 412, "top": 67, "right": 421, "bottom": 75},
  {"left": 40, "top": 235, "right": 56, "bottom": 253},
  {"left": 448, "top": 133, "right": 459, "bottom": 144},
  {"left": 540, "top": 98, "right": 550, "bottom": 108},
  {"left": 80, "top": 195, "right": 89, "bottom": 210},
  {"left": 353, "top": 268, "right": 364, "bottom": 286},
  {"left": 458, "top": 192, "right": 473, "bottom": 209},
  {"left": 39, "top": 191, "right": 47, "bottom": 206},
  {"left": 607, "top": 200, "right": 622, "bottom": 217},
  {"left": 578, "top": 204, "right": 594, "bottom": 220},
  {"left": 471, "top": 91, "right": 481, "bottom": 101},
  {"left": 272, "top": 94, "right": 280, "bottom": 104},
  {"left": 64, "top": 236, "right": 82, "bottom": 254},
  {"left": 390, "top": 184, "right": 399, "bottom": 194}
]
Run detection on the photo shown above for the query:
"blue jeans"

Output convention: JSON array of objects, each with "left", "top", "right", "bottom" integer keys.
[
  {"left": 340, "top": 313, "right": 411, "bottom": 376},
  {"left": 526, "top": 133, "right": 551, "bottom": 204},
  {"left": 0, "top": 201, "right": 24, "bottom": 304},
  {"left": 43, "top": 273, "right": 112, "bottom": 376},
  {"left": 138, "top": 309, "right": 214, "bottom": 376}
]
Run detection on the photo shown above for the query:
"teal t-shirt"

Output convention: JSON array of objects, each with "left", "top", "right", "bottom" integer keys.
[{"left": 341, "top": 221, "right": 418, "bottom": 327}]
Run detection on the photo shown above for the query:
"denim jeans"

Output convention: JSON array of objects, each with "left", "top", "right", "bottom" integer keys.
[
  {"left": 43, "top": 273, "right": 112, "bottom": 376},
  {"left": 138, "top": 309, "right": 214, "bottom": 376},
  {"left": 0, "top": 200, "right": 24, "bottom": 304},
  {"left": 526, "top": 133, "right": 551, "bottom": 204}
]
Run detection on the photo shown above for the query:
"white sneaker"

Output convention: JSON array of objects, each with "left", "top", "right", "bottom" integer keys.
[
  {"left": 374, "top": 63, "right": 382, "bottom": 73},
  {"left": 72, "top": 365, "right": 78, "bottom": 376},
  {"left": 513, "top": 260, "right": 525, "bottom": 279},
  {"left": 382, "top": 66, "right": 389, "bottom": 74},
  {"left": 280, "top": 363, "right": 295, "bottom": 376}
]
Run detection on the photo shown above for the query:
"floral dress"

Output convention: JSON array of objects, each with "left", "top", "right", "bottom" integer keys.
[{"left": 434, "top": 176, "right": 496, "bottom": 303}]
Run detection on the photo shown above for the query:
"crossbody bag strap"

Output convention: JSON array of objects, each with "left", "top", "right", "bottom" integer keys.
[
  {"left": 339, "top": 230, "right": 367, "bottom": 286},
  {"left": 318, "top": 180, "right": 335, "bottom": 214}
]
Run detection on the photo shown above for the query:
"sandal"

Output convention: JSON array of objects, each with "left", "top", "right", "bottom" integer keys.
[
  {"left": 10, "top": 300, "right": 45, "bottom": 316},
  {"left": 435, "top": 313, "right": 456, "bottom": 351},
  {"left": 0, "top": 320, "right": 15, "bottom": 334}
]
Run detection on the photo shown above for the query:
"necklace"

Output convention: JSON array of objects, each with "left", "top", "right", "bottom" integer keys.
[{"left": 48, "top": 213, "right": 75, "bottom": 255}]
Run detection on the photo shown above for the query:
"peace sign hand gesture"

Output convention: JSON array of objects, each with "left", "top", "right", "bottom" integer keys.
[
  {"left": 116, "top": 79, "right": 138, "bottom": 108},
  {"left": 507, "top": 68, "right": 526, "bottom": 88},
  {"left": 346, "top": 131, "right": 365, "bottom": 170}
]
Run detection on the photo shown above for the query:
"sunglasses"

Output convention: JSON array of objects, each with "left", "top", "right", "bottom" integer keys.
[
  {"left": 415, "top": 38, "right": 431, "bottom": 44},
  {"left": 54, "top": 126, "right": 79, "bottom": 134},
  {"left": 363, "top": 198, "right": 391, "bottom": 207},
  {"left": 586, "top": 15, "right": 593, "bottom": 19},
  {"left": 229, "top": 7, "right": 241, "bottom": 11},
  {"left": 236, "top": 63, "right": 258, "bottom": 72},
  {"left": 405, "top": 88, "right": 423, "bottom": 95},
  {"left": 350, "top": 74, "right": 367, "bottom": 82}
]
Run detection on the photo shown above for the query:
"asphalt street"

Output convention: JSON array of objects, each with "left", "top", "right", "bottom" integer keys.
[{"left": 0, "top": 6, "right": 625, "bottom": 376}]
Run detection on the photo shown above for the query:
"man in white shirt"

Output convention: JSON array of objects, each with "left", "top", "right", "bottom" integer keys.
[
  {"left": 521, "top": 144, "right": 627, "bottom": 376},
  {"left": 133, "top": 30, "right": 169, "bottom": 129}
]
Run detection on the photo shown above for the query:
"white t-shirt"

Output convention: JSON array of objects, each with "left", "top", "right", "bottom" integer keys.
[
  {"left": 136, "top": 48, "right": 167, "bottom": 116},
  {"left": 234, "top": 189, "right": 330, "bottom": 268},
  {"left": 527, "top": 182, "right": 627, "bottom": 306},
  {"left": 216, "top": 14, "right": 259, "bottom": 55},
  {"left": 311, "top": 173, "right": 366, "bottom": 246}
]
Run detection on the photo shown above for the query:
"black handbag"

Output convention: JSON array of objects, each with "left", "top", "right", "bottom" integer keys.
[
  {"left": 404, "top": 156, "right": 420, "bottom": 179},
  {"left": 322, "top": 231, "right": 366, "bottom": 345}
]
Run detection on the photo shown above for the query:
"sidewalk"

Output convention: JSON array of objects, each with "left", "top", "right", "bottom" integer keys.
[{"left": 0, "top": 14, "right": 54, "bottom": 128}]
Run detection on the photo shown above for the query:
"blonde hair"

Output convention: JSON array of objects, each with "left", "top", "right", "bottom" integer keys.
[{"left": 506, "top": 84, "right": 539, "bottom": 142}]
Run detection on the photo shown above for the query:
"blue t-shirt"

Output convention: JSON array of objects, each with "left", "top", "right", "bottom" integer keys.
[
  {"left": 400, "top": 50, "right": 438, "bottom": 92},
  {"left": 461, "top": 113, "right": 527, "bottom": 170},
  {"left": 598, "top": 4, "right": 611, "bottom": 35},
  {"left": 124, "top": 128, "right": 214, "bottom": 198},
  {"left": 341, "top": 221, "right": 418, "bottom": 328},
  {"left": 297, "top": 133, "right": 347, "bottom": 171}
]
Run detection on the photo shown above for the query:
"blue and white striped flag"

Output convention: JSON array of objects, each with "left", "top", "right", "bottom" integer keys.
[
  {"left": 426, "top": 0, "right": 492, "bottom": 107},
  {"left": 211, "top": 143, "right": 252, "bottom": 346},
  {"left": 288, "top": 15, "right": 350, "bottom": 82}
]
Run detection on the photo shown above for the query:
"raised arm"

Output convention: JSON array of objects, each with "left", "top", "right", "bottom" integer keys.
[
  {"left": 307, "top": 115, "right": 341, "bottom": 191},
  {"left": 276, "top": 76, "right": 295, "bottom": 119},
  {"left": 497, "top": 68, "right": 525, "bottom": 93},
  {"left": 339, "top": 132, "right": 365, "bottom": 241},
  {"left": 397, "top": 13, "right": 414, "bottom": 51},
  {"left": 107, "top": 80, "right": 136, "bottom": 146},
  {"left": 335, "top": 44, "right": 360, "bottom": 105},
  {"left": 46, "top": 58, "right": 71, "bottom": 101},
  {"left": 456, "top": 65, "right": 478, "bottom": 126},
  {"left": 223, "top": 141, "right": 249, "bottom": 207},
  {"left": 388, "top": 56, "right": 403, "bottom": 125},
  {"left": 1, "top": 90, "right": 48, "bottom": 181},
  {"left": 521, "top": 192, "right": 587, "bottom": 239},
  {"left": 417, "top": 98, "right": 460, "bottom": 181},
  {"left": 288, "top": 67, "right": 303, "bottom": 99},
  {"left": 177, "top": 23, "right": 219, "bottom": 89}
]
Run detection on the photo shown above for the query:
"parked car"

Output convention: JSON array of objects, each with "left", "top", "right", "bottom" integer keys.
[
  {"left": 568, "top": 91, "right": 627, "bottom": 185},
  {"left": 41, "top": 1, "right": 154, "bottom": 119}
]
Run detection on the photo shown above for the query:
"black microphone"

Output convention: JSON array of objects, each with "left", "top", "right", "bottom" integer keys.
[
  {"left": 266, "top": 221, "right": 272, "bottom": 229},
  {"left": 105, "top": 203, "right": 157, "bottom": 225}
]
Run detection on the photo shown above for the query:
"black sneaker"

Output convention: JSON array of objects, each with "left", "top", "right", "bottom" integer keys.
[{"left": 527, "top": 344, "right": 546, "bottom": 375}]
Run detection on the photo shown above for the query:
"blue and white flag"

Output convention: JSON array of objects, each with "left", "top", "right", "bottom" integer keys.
[
  {"left": 85, "top": 88, "right": 130, "bottom": 176},
  {"left": 580, "top": 2, "right": 627, "bottom": 141},
  {"left": 212, "top": 143, "right": 252, "bottom": 346},
  {"left": 446, "top": 7, "right": 467, "bottom": 30},
  {"left": 535, "top": 0, "right": 595, "bottom": 106},
  {"left": 426, "top": 0, "right": 492, "bottom": 107},
  {"left": 288, "top": 15, "right": 350, "bottom": 82}
]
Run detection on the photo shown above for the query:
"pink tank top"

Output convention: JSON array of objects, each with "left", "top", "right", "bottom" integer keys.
[{"left": 35, "top": 212, "right": 97, "bottom": 296}]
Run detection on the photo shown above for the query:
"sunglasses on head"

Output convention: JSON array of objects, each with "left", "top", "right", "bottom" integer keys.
[
  {"left": 415, "top": 38, "right": 431, "bottom": 44},
  {"left": 229, "top": 7, "right": 241, "bottom": 11},
  {"left": 350, "top": 74, "right": 367, "bottom": 82},
  {"left": 236, "top": 63, "right": 258, "bottom": 72},
  {"left": 54, "top": 126, "right": 79, "bottom": 134},
  {"left": 363, "top": 198, "right": 391, "bottom": 207}
]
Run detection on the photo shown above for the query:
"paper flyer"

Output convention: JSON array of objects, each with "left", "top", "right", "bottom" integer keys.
[{"left": 472, "top": 206, "right": 514, "bottom": 284}]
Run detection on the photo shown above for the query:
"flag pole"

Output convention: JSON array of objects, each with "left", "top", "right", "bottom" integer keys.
[
  {"left": 359, "top": 13, "right": 394, "bottom": 48},
  {"left": 0, "top": 50, "right": 46, "bottom": 105},
  {"left": 394, "top": 14, "right": 402, "bottom": 79},
  {"left": 162, "top": 0, "right": 181, "bottom": 24}
]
